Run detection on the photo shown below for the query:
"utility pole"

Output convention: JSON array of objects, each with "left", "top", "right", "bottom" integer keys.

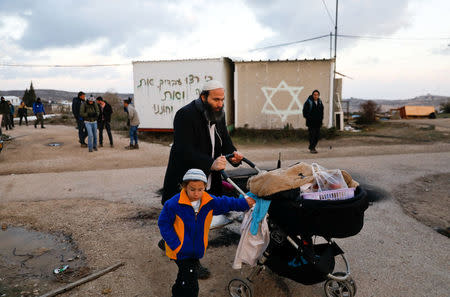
[
  {"left": 333, "top": 0, "right": 339, "bottom": 115},
  {"left": 334, "top": 0, "right": 338, "bottom": 62}
]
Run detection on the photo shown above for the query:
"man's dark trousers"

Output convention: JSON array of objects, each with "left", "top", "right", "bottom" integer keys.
[
  {"left": 76, "top": 119, "right": 87, "bottom": 144},
  {"left": 172, "top": 259, "right": 199, "bottom": 297},
  {"left": 308, "top": 126, "right": 320, "bottom": 150},
  {"left": 98, "top": 121, "right": 113, "bottom": 145}
]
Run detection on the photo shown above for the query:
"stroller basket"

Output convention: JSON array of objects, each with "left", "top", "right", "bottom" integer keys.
[
  {"left": 265, "top": 239, "right": 343, "bottom": 285},
  {"left": 301, "top": 187, "right": 355, "bottom": 201},
  {"left": 268, "top": 186, "right": 368, "bottom": 238}
]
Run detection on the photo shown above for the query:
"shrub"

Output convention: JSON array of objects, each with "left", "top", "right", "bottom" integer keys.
[
  {"left": 440, "top": 101, "right": 450, "bottom": 113},
  {"left": 357, "top": 100, "right": 380, "bottom": 124}
]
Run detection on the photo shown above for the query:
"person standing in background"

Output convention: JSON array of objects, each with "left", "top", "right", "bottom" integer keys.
[
  {"left": 0, "top": 97, "right": 11, "bottom": 130},
  {"left": 302, "top": 90, "right": 324, "bottom": 154},
  {"left": 123, "top": 98, "right": 140, "bottom": 150},
  {"left": 72, "top": 91, "right": 88, "bottom": 147},
  {"left": 96, "top": 96, "right": 114, "bottom": 147},
  {"left": 33, "top": 97, "right": 46, "bottom": 129},
  {"left": 8, "top": 101, "right": 15, "bottom": 128},
  {"left": 18, "top": 101, "right": 29, "bottom": 126},
  {"left": 80, "top": 95, "right": 99, "bottom": 152}
]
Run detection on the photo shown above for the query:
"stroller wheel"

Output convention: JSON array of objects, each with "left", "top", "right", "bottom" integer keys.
[
  {"left": 327, "top": 271, "right": 357, "bottom": 296},
  {"left": 324, "top": 274, "right": 354, "bottom": 297},
  {"left": 228, "top": 278, "right": 252, "bottom": 297}
]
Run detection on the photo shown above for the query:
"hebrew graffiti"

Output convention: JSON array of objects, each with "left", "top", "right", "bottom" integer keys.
[
  {"left": 261, "top": 80, "right": 304, "bottom": 121},
  {"left": 137, "top": 73, "right": 215, "bottom": 120}
]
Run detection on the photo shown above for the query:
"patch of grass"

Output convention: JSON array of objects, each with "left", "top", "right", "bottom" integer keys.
[
  {"left": 231, "top": 127, "right": 339, "bottom": 145},
  {"left": 347, "top": 121, "right": 450, "bottom": 143},
  {"left": 437, "top": 113, "right": 450, "bottom": 118},
  {"left": 136, "top": 131, "right": 174, "bottom": 145}
]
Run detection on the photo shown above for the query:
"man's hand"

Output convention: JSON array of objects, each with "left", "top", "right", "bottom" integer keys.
[
  {"left": 245, "top": 195, "right": 256, "bottom": 208},
  {"left": 229, "top": 151, "right": 244, "bottom": 164},
  {"left": 211, "top": 155, "right": 227, "bottom": 171}
]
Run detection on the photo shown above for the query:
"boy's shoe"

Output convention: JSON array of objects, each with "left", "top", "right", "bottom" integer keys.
[
  {"left": 89, "top": 149, "right": 93, "bottom": 152},
  {"left": 110, "top": 143, "right": 114, "bottom": 148},
  {"left": 41, "top": 126, "right": 46, "bottom": 129},
  {"left": 125, "top": 145, "right": 134, "bottom": 150},
  {"left": 93, "top": 147, "right": 98, "bottom": 151},
  {"left": 80, "top": 143, "right": 88, "bottom": 148},
  {"left": 197, "top": 263, "right": 211, "bottom": 279},
  {"left": 133, "top": 143, "right": 139, "bottom": 149},
  {"left": 157, "top": 239, "right": 166, "bottom": 251},
  {"left": 310, "top": 149, "right": 318, "bottom": 154}
]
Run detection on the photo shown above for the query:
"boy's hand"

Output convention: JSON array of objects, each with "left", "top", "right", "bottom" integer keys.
[
  {"left": 211, "top": 155, "right": 227, "bottom": 171},
  {"left": 245, "top": 195, "right": 256, "bottom": 208}
]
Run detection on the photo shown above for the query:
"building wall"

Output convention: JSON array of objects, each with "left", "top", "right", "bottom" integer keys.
[
  {"left": 132, "top": 58, "right": 234, "bottom": 130},
  {"left": 235, "top": 59, "right": 334, "bottom": 129}
]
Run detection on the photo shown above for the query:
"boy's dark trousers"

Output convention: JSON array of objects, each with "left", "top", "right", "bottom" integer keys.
[
  {"left": 308, "top": 126, "right": 320, "bottom": 150},
  {"left": 172, "top": 259, "right": 199, "bottom": 297},
  {"left": 98, "top": 120, "right": 113, "bottom": 145}
]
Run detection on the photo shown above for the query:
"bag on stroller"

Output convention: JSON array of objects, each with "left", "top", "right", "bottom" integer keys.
[{"left": 267, "top": 186, "right": 369, "bottom": 238}]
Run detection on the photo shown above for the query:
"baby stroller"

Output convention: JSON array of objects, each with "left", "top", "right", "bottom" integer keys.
[{"left": 222, "top": 157, "right": 369, "bottom": 297}]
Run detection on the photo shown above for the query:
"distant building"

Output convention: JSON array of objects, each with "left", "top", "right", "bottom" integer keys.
[
  {"left": 3, "top": 96, "right": 20, "bottom": 106},
  {"left": 394, "top": 106, "right": 436, "bottom": 119}
]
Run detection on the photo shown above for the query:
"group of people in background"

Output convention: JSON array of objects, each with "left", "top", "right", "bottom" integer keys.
[
  {"left": 72, "top": 91, "right": 140, "bottom": 152},
  {"left": 0, "top": 96, "right": 46, "bottom": 131}
]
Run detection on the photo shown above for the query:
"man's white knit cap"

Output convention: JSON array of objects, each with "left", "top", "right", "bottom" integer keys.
[
  {"left": 183, "top": 169, "right": 207, "bottom": 183},
  {"left": 202, "top": 80, "right": 224, "bottom": 91}
]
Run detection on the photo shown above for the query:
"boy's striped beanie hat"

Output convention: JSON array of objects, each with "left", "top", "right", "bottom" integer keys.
[{"left": 183, "top": 169, "right": 207, "bottom": 183}]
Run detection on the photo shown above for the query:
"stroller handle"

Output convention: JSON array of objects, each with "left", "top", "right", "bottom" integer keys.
[
  {"left": 220, "top": 154, "right": 263, "bottom": 197},
  {"left": 224, "top": 153, "right": 262, "bottom": 173}
]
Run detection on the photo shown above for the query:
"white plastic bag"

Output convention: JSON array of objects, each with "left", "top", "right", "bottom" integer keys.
[{"left": 311, "top": 163, "right": 348, "bottom": 192}]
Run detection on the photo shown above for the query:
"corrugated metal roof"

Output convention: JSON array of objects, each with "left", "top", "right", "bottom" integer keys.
[
  {"left": 233, "top": 58, "right": 334, "bottom": 63},
  {"left": 132, "top": 57, "right": 333, "bottom": 64},
  {"left": 132, "top": 57, "right": 229, "bottom": 64}
]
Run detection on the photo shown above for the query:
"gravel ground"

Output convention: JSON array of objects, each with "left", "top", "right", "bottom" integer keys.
[{"left": 0, "top": 124, "right": 449, "bottom": 297}]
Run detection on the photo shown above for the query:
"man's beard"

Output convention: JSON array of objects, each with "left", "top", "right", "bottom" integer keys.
[{"left": 204, "top": 101, "right": 224, "bottom": 123}]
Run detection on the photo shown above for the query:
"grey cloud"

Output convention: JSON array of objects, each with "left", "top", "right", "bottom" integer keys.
[
  {"left": 0, "top": 0, "right": 187, "bottom": 57},
  {"left": 245, "top": 0, "right": 411, "bottom": 58}
]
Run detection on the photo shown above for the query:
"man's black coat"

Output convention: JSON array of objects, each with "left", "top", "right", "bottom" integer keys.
[
  {"left": 72, "top": 97, "right": 83, "bottom": 119},
  {"left": 162, "top": 98, "right": 236, "bottom": 204},
  {"left": 98, "top": 101, "right": 113, "bottom": 123},
  {"left": 302, "top": 95, "right": 324, "bottom": 128}
]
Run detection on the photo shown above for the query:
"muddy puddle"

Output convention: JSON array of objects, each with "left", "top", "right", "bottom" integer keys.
[{"left": 0, "top": 226, "right": 88, "bottom": 297}]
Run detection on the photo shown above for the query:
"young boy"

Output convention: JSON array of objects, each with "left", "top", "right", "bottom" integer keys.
[{"left": 158, "top": 168, "right": 255, "bottom": 297}]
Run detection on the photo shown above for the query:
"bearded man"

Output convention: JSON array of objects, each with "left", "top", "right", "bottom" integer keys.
[
  {"left": 162, "top": 80, "right": 243, "bottom": 204},
  {"left": 159, "top": 80, "right": 243, "bottom": 278}
]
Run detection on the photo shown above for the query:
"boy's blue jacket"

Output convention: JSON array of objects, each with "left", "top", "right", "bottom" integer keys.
[{"left": 158, "top": 189, "right": 249, "bottom": 260}]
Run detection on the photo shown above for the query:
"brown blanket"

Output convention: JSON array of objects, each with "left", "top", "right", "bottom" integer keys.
[{"left": 247, "top": 162, "right": 359, "bottom": 197}]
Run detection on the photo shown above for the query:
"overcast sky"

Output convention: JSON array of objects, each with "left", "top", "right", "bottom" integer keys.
[{"left": 0, "top": 0, "right": 449, "bottom": 99}]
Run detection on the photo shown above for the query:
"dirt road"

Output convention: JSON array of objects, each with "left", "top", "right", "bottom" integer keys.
[{"left": 0, "top": 125, "right": 449, "bottom": 297}]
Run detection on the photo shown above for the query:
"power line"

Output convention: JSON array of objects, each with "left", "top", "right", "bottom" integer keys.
[
  {"left": 320, "top": 0, "right": 334, "bottom": 27},
  {"left": 0, "top": 63, "right": 130, "bottom": 67},
  {"left": 250, "top": 33, "right": 450, "bottom": 52},
  {"left": 250, "top": 34, "right": 330, "bottom": 51},
  {"left": 337, "top": 34, "right": 450, "bottom": 41}
]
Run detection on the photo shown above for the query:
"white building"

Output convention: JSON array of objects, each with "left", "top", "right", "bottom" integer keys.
[{"left": 3, "top": 96, "right": 21, "bottom": 106}]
